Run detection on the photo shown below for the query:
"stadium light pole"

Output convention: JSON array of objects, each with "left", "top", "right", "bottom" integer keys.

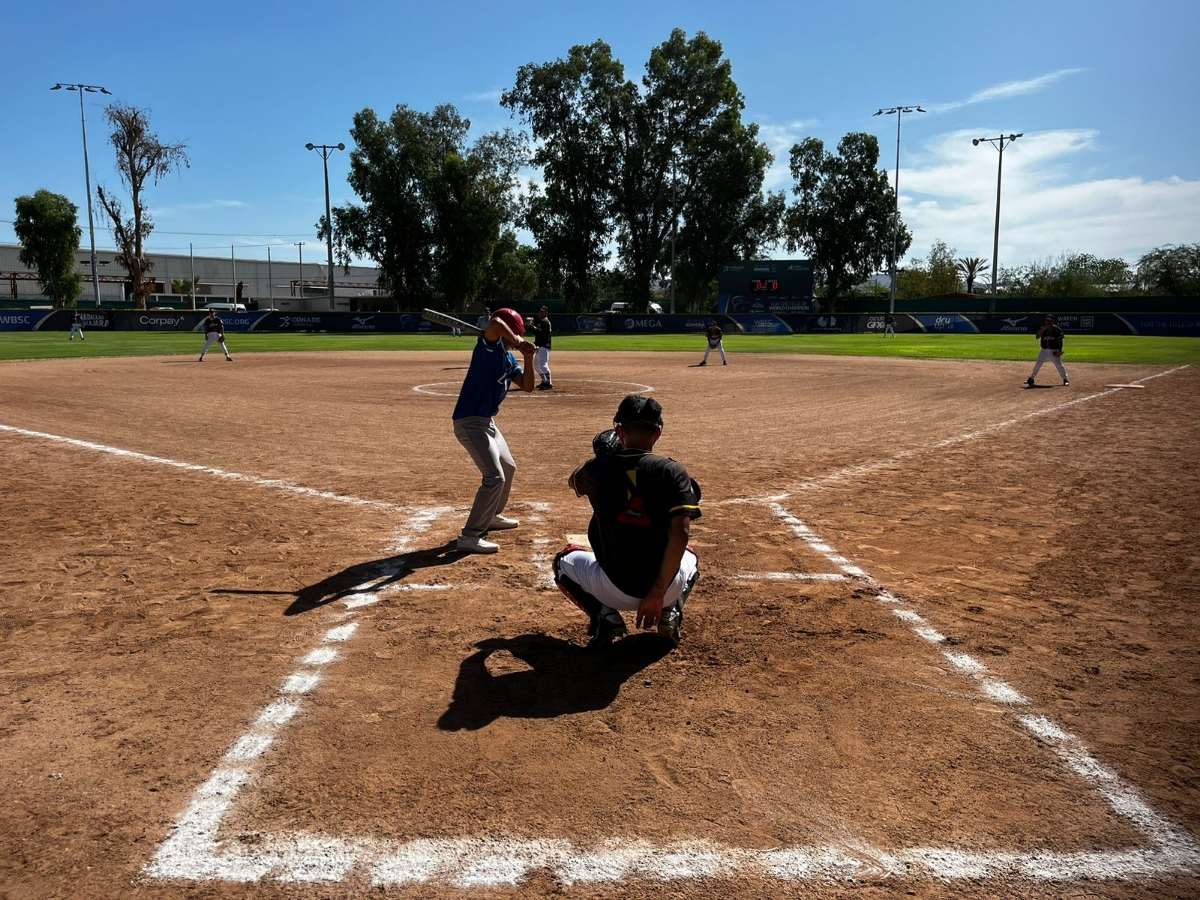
[
  {"left": 52, "top": 82, "right": 111, "bottom": 308},
  {"left": 973, "top": 133, "right": 1023, "bottom": 313},
  {"left": 306, "top": 142, "right": 345, "bottom": 311},
  {"left": 873, "top": 105, "right": 924, "bottom": 315}
]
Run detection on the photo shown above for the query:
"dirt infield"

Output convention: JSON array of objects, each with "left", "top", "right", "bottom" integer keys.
[{"left": 0, "top": 349, "right": 1197, "bottom": 900}]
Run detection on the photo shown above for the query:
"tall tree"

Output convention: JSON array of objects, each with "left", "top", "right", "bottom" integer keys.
[
  {"left": 480, "top": 229, "right": 539, "bottom": 305},
  {"left": 785, "top": 132, "right": 910, "bottom": 309},
  {"left": 610, "top": 29, "right": 749, "bottom": 305},
  {"left": 925, "top": 240, "right": 961, "bottom": 295},
  {"left": 956, "top": 256, "right": 989, "bottom": 294},
  {"left": 95, "top": 104, "right": 189, "bottom": 309},
  {"left": 503, "top": 41, "right": 624, "bottom": 312},
  {"left": 672, "top": 109, "right": 784, "bottom": 310},
  {"left": 1136, "top": 243, "right": 1200, "bottom": 296},
  {"left": 329, "top": 104, "right": 524, "bottom": 310},
  {"left": 13, "top": 190, "right": 83, "bottom": 308}
]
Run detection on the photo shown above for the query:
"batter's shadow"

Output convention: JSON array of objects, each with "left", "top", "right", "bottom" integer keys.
[
  {"left": 213, "top": 541, "right": 468, "bottom": 615},
  {"left": 438, "top": 633, "right": 671, "bottom": 731}
]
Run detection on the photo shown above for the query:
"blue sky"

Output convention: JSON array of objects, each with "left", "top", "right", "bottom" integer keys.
[{"left": 3, "top": 0, "right": 1197, "bottom": 274}]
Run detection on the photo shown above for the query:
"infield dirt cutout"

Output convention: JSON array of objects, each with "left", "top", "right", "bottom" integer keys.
[{"left": 1, "top": 349, "right": 1197, "bottom": 899}]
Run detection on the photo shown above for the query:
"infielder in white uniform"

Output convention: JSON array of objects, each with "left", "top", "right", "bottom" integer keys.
[
  {"left": 700, "top": 321, "right": 726, "bottom": 365},
  {"left": 1026, "top": 314, "right": 1068, "bottom": 386},
  {"left": 199, "top": 310, "right": 234, "bottom": 362},
  {"left": 533, "top": 305, "right": 553, "bottom": 390}
]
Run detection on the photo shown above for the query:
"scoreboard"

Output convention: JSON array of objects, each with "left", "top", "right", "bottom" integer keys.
[{"left": 718, "top": 260, "right": 814, "bottom": 315}]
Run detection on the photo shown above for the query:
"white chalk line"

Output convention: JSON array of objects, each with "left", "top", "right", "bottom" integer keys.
[
  {"left": 0, "top": 423, "right": 411, "bottom": 514},
  {"left": 711, "top": 364, "right": 1190, "bottom": 505},
  {"left": 142, "top": 499, "right": 1200, "bottom": 887},
  {"left": 412, "top": 379, "right": 656, "bottom": 397},
  {"left": 762, "top": 500, "right": 1200, "bottom": 881}
]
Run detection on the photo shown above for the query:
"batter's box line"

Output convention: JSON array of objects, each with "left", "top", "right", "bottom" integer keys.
[
  {"left": 142, "top": 505, "right": 1200, "bottom": 888},
  {"left": 765, "top": 498, "right": 1200, "bottom": 867}
]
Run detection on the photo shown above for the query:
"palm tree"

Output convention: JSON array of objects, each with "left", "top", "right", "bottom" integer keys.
[{"left": 956, "top": 257, "right": 989, "bottom": 294}]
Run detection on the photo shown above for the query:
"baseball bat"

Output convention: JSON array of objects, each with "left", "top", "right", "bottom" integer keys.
[{"left": 422, "top": 308, "right": 482, "bottom": 335}]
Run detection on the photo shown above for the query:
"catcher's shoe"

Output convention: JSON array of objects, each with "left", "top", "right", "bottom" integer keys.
[
  {"left": 658, "top": 566, "right": 699, "bottom": 647},
  {"left": 588, "top": 608, "right": 628, "bottom": 650}
]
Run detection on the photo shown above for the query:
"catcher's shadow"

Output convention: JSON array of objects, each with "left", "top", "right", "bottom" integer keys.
[{"left": 438, "top": 633, "right": 672, "bottom": 731}]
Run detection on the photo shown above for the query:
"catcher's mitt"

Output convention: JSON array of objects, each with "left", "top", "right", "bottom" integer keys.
[{"left": 592, "top": 428, "right": 623, "bottom": 458}]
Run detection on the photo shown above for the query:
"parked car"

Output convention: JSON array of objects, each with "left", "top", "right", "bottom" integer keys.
[
  {"left": 203, "top": 302, "right": 246, "bottom": 312},
  {"left": 606, "top": 301, "right": 663, "bottom": 314}
]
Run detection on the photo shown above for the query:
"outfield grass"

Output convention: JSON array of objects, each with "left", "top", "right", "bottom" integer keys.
[{"left": 1, "top": 331, "right": 1198, "bottom": 365}]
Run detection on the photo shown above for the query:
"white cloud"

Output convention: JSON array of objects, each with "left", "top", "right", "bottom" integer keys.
[
  {"left": 464, "top": 88, "right": 503, "bottom": 103},
  {"left": 928, "top": 68, "right": 1087, "bottom": 114},
  {"left": 754, "top": 119, "right": 816, "bottom": 192},
  {"left": 894, "top": 128, "right": 1200, "bottom": 266}
]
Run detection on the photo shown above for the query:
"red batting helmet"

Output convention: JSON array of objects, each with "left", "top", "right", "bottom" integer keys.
[{"left": 492, "top": 307, "right": 525, "bottom": 336}]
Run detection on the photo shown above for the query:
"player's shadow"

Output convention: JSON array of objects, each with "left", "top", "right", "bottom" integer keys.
[
  {"left": 284, "top": 541, "right": 468, "bottom": 615},
  {"left": 212, "top": 541, "right": 468, "bottom": 615},
  {"left": 438, "top": 633, "right": 671, "bottom": 731},
  {"left": 1024, "top": 383, "right": 1056, "bottom": 389}
]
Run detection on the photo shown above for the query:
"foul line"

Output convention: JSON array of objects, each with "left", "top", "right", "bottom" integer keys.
[
  {"left": 712, "top": 364, "right": 1190, "bottom": 505},
  {"left": 0, "top": 423, "right": 408, "bottom": 514}
]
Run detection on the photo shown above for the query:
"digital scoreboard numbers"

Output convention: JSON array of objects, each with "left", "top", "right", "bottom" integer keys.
[{"left": 751, "top": 278, "right": 780, "bottom": 292}]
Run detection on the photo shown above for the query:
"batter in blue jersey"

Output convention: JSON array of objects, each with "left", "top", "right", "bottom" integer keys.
[{"left": 452, "top": 308, "right": 536, "bottom": 554}]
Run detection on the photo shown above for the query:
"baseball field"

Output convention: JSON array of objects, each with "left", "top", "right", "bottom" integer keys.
[{"left": 1, "top": 337, "right": 1197, "bottom": 899}]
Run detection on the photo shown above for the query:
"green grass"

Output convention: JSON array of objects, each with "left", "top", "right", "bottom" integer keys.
[{"left": 2, "top": 331, "right": 1198, "bottom": 365}]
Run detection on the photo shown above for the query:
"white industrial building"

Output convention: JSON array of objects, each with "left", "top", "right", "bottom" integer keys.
[{"left": 0, "top": 243, "right": 382, "bottom": 310}]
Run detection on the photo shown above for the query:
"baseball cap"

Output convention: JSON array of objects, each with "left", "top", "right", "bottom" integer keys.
[{"left": 613, "top": 395, "right": 663, "bottom": 427}]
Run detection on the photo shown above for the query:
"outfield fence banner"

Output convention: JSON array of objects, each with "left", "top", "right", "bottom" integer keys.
[
  {"left": 725, "top": 314, "right": 792, "bottom": 334},
  {"left": 777, "top": 314, "right": 853, "bottom": 333},
  {"left": 969, "top": 313, "right": 1132, "bottom": 335},
  {"left": 0, "top": 309, "right": 59, "bottom": 331},
  {"left": 856, "top": 314, "right": 920, "bottom": 334},
  {"left": 1117, "top": 314, "right": 1200, "bottom": 336},
  {"left": 911, "top": 314, "right": 979, "bottom": 334}
]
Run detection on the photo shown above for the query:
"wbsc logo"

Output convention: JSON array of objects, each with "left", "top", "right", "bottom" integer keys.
[{"left": 0, "top": 314, "right": 32, "bottom": 324}]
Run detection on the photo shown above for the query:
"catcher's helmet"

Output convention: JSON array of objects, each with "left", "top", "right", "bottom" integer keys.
[{"left": 492, "top": 308, "right": 525, "bottom": 336}]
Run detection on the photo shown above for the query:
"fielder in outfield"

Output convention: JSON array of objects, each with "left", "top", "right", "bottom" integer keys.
[
  {"left": 554, "top": 395, "right": 701, "bottom": 649},
  {"left": 452, "top": 308, "right": 536, "bottom": 554}
]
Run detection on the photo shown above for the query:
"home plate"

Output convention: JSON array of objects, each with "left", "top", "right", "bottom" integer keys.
[
  {"left": 1105, "top": 383, "right": 1145, "bottom": 389},
  {"left": 566, "top": 534, "right": 591, "bottom": 548}
]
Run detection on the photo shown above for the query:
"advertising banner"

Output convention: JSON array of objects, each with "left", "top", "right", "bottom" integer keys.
[
  {"left": 970, "top": 313, "right": 1131, "bottom": 335},
  {"left": 857, "top": 314, "right": 919, "bottom": 334},
  {"left": 777, "top": 314, "right": 853, "bottom": 333},
  {"left": 725, "top": 314, "right": 791, "bottom": 334},
  {"left": 912, "top": 314, "right": 979, "bottom": 334},
  {"left": 0, "top": 309, "right": 60, "bottom": 331},
  {"left": 1116, "top": 314, "right": 1200, "bottom": 336}
]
